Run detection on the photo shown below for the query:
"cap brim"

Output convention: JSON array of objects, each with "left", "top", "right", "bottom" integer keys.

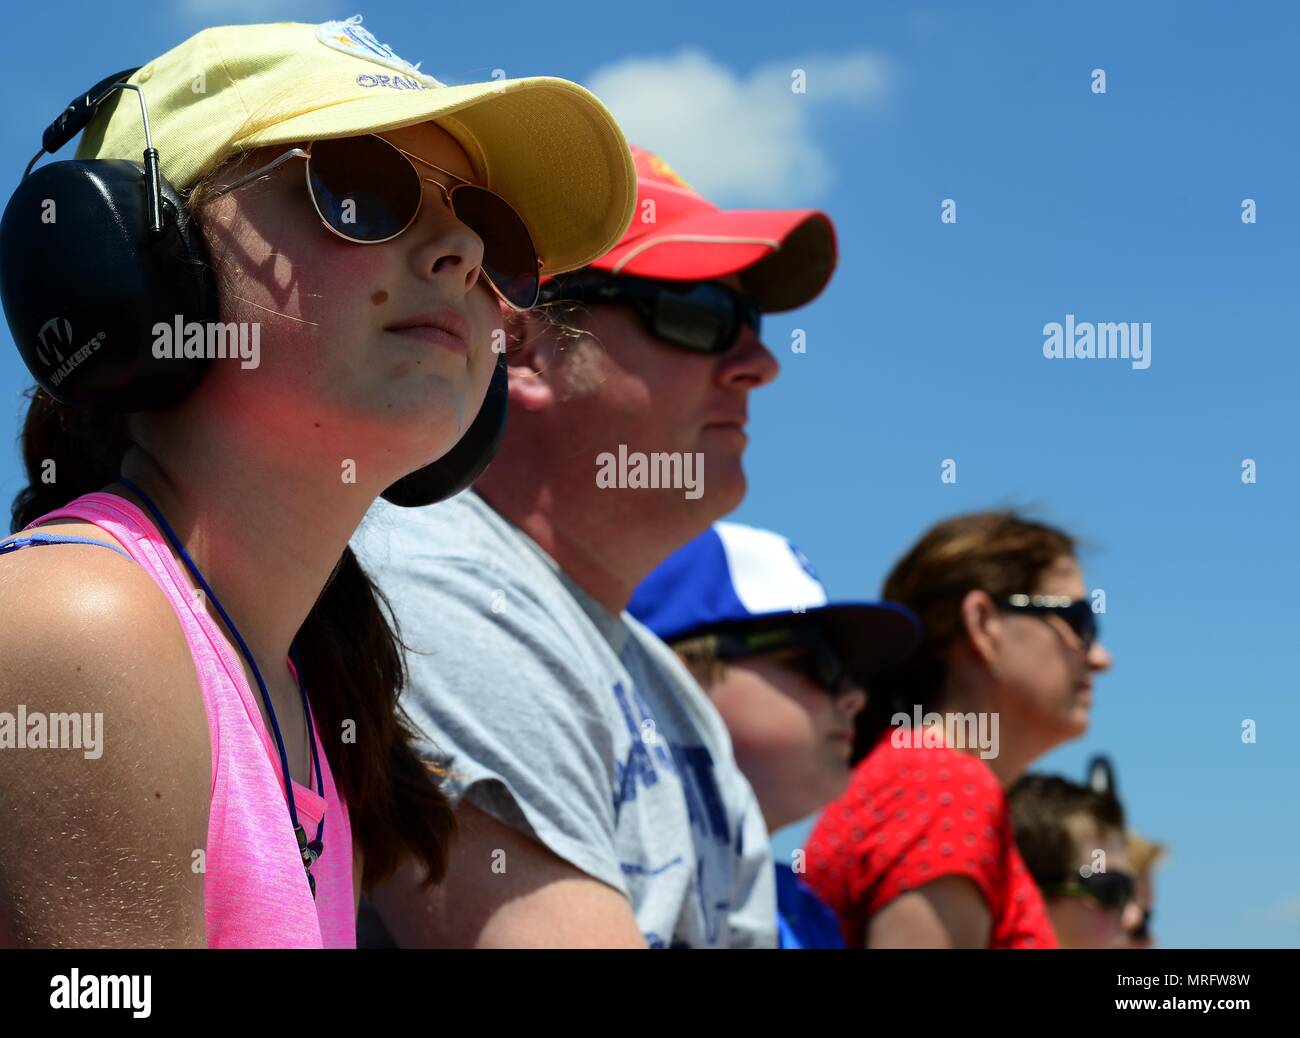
[
  {"left": 708, "top": 601, "right": 920, "bottom": 679},
  {"left": 236, "top": 77, "right": 637, "bottom": 277},
  {"left": 595, "top": 207, "right": 837, "bottom": 312},
  {"left": 814, "top": 603, "right": 921, "bottom": 680}
]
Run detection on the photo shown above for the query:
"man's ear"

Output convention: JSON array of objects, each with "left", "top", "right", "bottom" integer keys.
[
  {"left": 501, "top": 307, "right": 559, "bottom": 413},
  {"left": 959, "top": 588, "right": 1002, "bottom": 668}
]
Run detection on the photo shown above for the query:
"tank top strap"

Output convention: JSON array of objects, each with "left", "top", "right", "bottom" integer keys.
[{"left": 0, "top": 532, "right": 134, "bottom": 561}]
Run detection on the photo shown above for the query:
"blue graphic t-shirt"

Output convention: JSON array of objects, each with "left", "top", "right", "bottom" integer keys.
[{"left": 352, "top": 491, "right": 776, "bottom": 948}]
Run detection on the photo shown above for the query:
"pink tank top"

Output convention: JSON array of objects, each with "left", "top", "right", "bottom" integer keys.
[{"left": 11, "top": 492, "right": 356, "bottom": 948}]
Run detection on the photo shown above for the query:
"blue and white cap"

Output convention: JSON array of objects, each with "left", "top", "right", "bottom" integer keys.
[{"left": 629, "top": 522, "right": 920, "bottom": 677}]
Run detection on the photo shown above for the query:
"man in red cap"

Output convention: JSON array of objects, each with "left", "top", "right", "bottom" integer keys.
[
  {"left": 586, "top": 146, "right": 836, "bottom": 312},
  {"left": 354, "top": 145, "right": 838, "bottom": 948}
]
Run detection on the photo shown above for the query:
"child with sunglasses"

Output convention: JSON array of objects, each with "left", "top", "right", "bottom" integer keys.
[
  {"left": 629, "top": 522, "right": 920, "bottom": 948},
  {"left": 803, "top": 511, "right": 1114, "bottom": 948},
  {"left": 1010, "top": 774, "right": 1135, "bottom": 949},
  {"left": 0, "top": 16, "right": 634, "bottom": 947}
]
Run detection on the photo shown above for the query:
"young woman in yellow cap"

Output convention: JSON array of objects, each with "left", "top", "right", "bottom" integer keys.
[{"left": 0, "top": 16, "right": 634, "bottom": 948}]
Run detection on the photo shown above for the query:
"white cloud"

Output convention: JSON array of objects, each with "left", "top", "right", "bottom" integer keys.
[{"left": 585, "top": 49, "right": 894, "bottom": 206}]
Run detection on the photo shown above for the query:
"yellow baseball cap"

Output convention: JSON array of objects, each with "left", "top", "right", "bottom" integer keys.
[{"left": 74, "top": 15, "right": 636, "bottom": 274}]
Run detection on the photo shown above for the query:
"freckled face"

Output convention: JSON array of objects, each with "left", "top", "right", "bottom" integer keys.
[{"left": 193, "top": 122, "right": 502, "bottom": 485}]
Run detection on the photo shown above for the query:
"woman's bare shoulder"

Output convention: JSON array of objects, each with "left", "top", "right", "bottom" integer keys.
[
  {"left": 1, "top": 519, "right": 176, "bottom": 641},
  {"left": 0, "top": 518, "right": 212, "bottom": 946},
  {"left": 0, "top": 515, "right": 209, "bottom": 699}
]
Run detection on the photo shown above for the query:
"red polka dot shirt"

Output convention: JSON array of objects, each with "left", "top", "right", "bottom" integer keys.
[{"left": 803, "top": 732, "right": 1058, "bottom": 949}]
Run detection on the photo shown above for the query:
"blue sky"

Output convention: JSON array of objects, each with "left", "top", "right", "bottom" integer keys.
[{"left": 2, "top": 1, "right": 1297, "bottom": 947}]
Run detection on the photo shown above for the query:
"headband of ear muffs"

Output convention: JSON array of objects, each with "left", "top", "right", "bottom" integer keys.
[{"left": 0, "top": 67, "right": 507, "bottom": 508}]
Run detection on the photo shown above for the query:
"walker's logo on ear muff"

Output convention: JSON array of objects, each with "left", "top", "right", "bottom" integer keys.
[
  {"left": 34, "top": 318, "right": 106, "bottom": 386},
  {"left": 35, "top": 317, "right": 71, "bottom": 366},
  {"left": 315, "top": 15, "right": 443, "bottom": 88}
]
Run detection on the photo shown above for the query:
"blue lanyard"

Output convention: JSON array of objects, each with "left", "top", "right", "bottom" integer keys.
[{"left": 117, "top": 477, "right": 326, "bottom": 898}]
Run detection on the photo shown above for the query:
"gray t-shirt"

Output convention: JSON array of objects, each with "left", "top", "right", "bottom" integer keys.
[{"left": 351, "top": 490, "right": 776, "bottom": 948}]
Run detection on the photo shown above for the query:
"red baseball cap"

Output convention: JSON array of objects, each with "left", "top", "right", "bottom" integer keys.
[{"left": 580, "top": 145, "right": 838, "bottom": 313}]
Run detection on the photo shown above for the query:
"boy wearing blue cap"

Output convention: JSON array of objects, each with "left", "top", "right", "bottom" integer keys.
[{"left": 630, "top": 521, "right": 920, "bottom": 948}]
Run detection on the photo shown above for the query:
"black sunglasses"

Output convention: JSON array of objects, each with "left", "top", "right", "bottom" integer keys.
[
  {"left": 712, "top": 625, "right": 855, "bottom": 697},
  {"left": 539, "top": 273, "right": 762, "bottom": 353},
  {"left": 996, "top": 594, "right": 1099, "bottom": 650},
  {"left": 214, "top": 133, "right": 542, "bottom": 309},
  {"left": 1041, "top": 869, "right": 1135, "bottom": 911}
]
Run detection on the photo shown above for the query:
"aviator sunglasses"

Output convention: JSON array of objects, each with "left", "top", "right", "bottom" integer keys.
[
  {"left": 539, "top": 273, "right": 762, "bottom": 354},
  {"left": 212, "top": 132, "right": 543, "bottom": 309},
  {"left": 996, "top": 593, "right": 1099, "bottom": 650}
]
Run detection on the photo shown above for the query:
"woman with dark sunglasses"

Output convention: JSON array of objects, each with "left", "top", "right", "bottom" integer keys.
[
  {"left": 0, "top": 17, "right": 633, "bottom": 947},
  {"left": 803, "top": 511, "right": 1113, "bottom": 948}
]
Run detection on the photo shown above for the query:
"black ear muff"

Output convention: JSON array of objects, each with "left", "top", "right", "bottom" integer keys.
[
  {"left": 2, "top": 68, "right": 219, "bottom": 413},
  {"left": 1, "top": 159, "right": 218, "bottom": 411},
  {"left": 380, "top": 351, "right": 508, "bottom": 507}
]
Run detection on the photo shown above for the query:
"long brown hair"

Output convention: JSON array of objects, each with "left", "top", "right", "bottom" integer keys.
[
  {"left": 854, "top": 511, "right": 1078, "bottom": 761},
  {"left": 9, "top": 147, "right": 455, "bottom": 892}
]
